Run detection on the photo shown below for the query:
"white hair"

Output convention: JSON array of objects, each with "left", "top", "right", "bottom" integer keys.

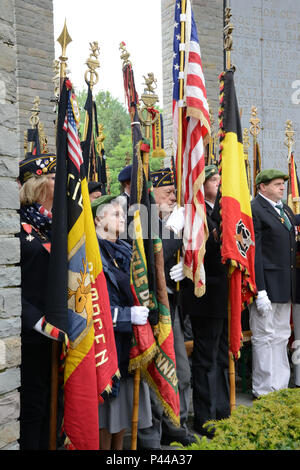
[{"left": 95, "top": 195, "right": 127, "bottom": 218}]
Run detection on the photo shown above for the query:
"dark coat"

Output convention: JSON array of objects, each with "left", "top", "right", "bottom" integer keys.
[
  {"left": 98, "top": 238, "right": 134, "bottom": 377},
  {"left": 20, "top": 216, "right": 52, "bottom": 345},
  {"left": 182, "top": 203, "right": 228, "bottom": 318},
  {"left": 251, "top": 194, "right": 297, "bottom": 303}
]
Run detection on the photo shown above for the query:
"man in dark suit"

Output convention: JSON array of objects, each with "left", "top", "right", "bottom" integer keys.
[
  {"left": 250, "top": 169, "right": 297, "bottom": 398},
  {"left": 182, "top": 164, "right": 230, "bottom": 438},
  {"left": 137, "top": 168, "right": 195, "bottom": 448}
]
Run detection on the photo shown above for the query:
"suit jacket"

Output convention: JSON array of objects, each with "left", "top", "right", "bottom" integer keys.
[
  {"left": 251, "top": 194, "right": 297, "bottom": 303},
  {"left": 182, "top": 202, "right": 228, "bottom": 318}
]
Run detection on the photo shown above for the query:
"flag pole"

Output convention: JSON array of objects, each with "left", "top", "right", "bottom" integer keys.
[
  {"left": 249, "top": 106, "right": 261, "bottom": 196},
  {"left": 243, "top": 128, "right": 251, "bottom": 194},
  {"left": 175, "top": 0, "right": 187, "bottom": 292},
  {"left": 284, "top": 120, "right": 297, "bottom": 212},
  {"left": 224, "top": 2, "right": 237, "bottom": 414},
  {"left": 129, "top": 74, "right": 160, "bottom": 451},
  {"left": 48, "top": 21, "right": 72, "bottom": 451}
]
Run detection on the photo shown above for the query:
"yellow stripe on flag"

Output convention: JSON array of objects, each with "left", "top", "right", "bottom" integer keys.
[{"left": 221, "top": 132, "right": 252, "bottom": 218}]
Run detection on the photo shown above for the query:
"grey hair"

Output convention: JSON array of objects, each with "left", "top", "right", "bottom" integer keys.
[{"left": 95, "top": 195, "right": 127, "bottom": 218}]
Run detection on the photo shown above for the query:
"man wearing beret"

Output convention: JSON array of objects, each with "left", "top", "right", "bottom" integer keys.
[
  {"left": 250, "top": 169, "right": 297, "bottom": 398},
  {"left": 137, "top": 168, "right": 195, "bottom": 448},
  {"left": 88, "top": 181, "right": 102, "bottom": 202},
  {"left": 182, "top": 164, "right": 230, "bottom": 438}
]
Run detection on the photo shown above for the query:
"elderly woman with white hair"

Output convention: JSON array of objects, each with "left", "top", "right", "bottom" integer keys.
[
  {"left": 91, "top": 195, "right": 152, "bottom": 450},
  {"left": 18, "top": 153, "right": 59, "bottom": 450}
]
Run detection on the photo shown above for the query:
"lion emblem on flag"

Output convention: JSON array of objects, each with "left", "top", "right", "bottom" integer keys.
[{"left": 235, "top": 219, "right": 254, "bottom": 258}]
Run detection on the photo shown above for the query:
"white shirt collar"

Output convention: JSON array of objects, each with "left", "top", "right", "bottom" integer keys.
[
  {"left": 258, "top": 192, "right": 282, "bottom": 209},
  {"left": 205, "top": 200, "right": 214, "bottom": 209}
]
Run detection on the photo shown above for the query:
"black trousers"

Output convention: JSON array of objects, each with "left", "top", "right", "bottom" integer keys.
[
  {"left": 190, "top": 315, "right": 230, "bottom": 427},
  {"left": 20, "top": 339, "right": 52, "bottom": 450}
]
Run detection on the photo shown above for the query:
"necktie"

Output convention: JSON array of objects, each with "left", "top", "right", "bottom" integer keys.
[{"left": 275, "top": 204, "right": 292, "bottom": 230}]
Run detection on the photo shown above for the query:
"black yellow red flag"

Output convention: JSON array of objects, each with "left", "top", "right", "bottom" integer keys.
[
  {"left": 218, "top": 70, "right": 257, "bottom": 358},
  {"left": 52, "top": 79, "right": 119, "bottom": 450}
]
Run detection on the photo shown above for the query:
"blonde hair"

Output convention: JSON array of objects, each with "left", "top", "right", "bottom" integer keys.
[{"left": 19, "top": 175, "right": 49, "bottom": 206}]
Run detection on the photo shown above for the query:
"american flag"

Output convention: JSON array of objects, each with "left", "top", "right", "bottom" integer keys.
[
  {"left": 63, "top": 90, "right": 83, "bottom": 172},
  {"left": 172, "top": 0, "right": 210, "bottom": 297}
]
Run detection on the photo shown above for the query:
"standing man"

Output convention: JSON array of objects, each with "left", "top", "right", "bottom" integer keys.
[
  {"left": 182, "top": 164, "right": 230, "bottom": 438},
  {"left": 250, "top": 169, "right": 297, "bottom": 398},
  {"left": 138, "top": 168, "right": 195, "bottom": 448}
]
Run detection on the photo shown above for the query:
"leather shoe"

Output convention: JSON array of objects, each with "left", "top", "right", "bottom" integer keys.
[{"left": 161, "top": 433, "right": 197, "bottom": 446}]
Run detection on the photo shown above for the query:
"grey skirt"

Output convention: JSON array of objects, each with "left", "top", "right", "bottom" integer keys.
[{"left": 98, "top": 376, "right": 152, "bottom": 434}]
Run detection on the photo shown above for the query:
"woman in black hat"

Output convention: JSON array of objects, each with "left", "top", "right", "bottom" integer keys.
[
  {"left": 18, "top": 154, "right": 60, "bottom": 450},
  {"left": 91, "top": 195, "right": 152, "bottom": 450}
]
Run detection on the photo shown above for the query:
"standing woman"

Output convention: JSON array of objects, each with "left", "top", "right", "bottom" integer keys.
[
  {"left": 18, "top": 153, "right": 58, "bottom": 450},
  {"left": 91, "top": 195, "right": 152, "bottom": 450}
]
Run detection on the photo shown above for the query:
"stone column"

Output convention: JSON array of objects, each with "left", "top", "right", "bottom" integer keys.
[
  {"left": 0, "top": 0, "right": 21, "bottom": 451},
  {"left": 15, "top": 0, "right": 56, "bottom": 158}
]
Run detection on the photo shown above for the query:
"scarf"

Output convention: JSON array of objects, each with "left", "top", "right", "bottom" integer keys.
[{"left": 20, "top": 203, "right": 52, "bottom": 237}]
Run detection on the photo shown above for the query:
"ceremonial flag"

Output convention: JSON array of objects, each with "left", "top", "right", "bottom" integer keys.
[
  {"left": 81, "top": 83, "right": 102, "bottom": 183},
  {"left": 287, "top": 152, "right": 300, "bottom": 216},
  {"left": 172, "top": 0, "right": 210, "bottom": 297},
  {"left": 218, "top": 70, "right": 257, "bottom": 358},
  {"left": 55, "top": 79, "right": 119, "bottom": 450},
  {"left": 121, "top": 56, "right": 180, "bottom": 426}
]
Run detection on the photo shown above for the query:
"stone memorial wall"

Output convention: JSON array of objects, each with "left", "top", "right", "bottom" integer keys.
[{"left": 231, "top": 0, "right": 300, "bottom": 172}]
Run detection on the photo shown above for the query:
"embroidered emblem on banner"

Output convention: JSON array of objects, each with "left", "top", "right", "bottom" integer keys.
[{"left": 235, "top": 219, "right": 254, "bottom": 258}]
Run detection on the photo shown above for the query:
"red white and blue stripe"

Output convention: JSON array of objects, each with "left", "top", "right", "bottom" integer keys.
[
  {"left": 63, "top": 92, "right": 83, "bottom": 172},
  {"left": 172, "top": 0, "right": 210, "bottom": 297}
]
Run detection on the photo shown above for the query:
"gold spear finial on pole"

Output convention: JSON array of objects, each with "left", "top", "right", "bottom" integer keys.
[
  {"left": 84, "top": 41, "right": 100, "bottom": 90},
  {"left": 57, "top": 19, "right": 72, "bottom": 82},
  {"left": 224, "top": 4, "right": 234, "bottom": 70},
  {"left": 284, "top": 119, "right": 295, "bottom": 163},
  {"left": 138, "top": 72, "right": 160, "bottom": 177},
  {"left": 249, "top": 106, "right": 261, "bottom": 196},
  {"left": 119, "top": 41, "right": 131, "bottom": 67},
  {"left": 249, "top": 106, "right": 261, "bottom": 138}
]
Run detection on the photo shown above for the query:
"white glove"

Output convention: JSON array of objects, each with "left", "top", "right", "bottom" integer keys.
[
  {"left": 169, "top": 259, "right": 186, "bottom": 282},
  {"left": 166, "top": 206, "right": 185, "bottom": 235},
  {"left": 255, "top": 290, "right": 273, "bottom": 316},
  {"left": 131, "top": 306, "right": 149, "bottom": 325}
]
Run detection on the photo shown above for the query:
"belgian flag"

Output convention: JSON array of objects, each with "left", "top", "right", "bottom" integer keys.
[{"left": 218, "top": 70, "right": 257, "bottom": 358}]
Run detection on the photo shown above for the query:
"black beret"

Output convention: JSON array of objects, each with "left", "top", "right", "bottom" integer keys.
[{"left": 118, "top": 164, "right": 132, "bottom": 182}]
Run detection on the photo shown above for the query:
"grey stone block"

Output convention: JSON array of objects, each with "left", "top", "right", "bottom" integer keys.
[
  {"left": 0, "top": 238, "right": 20, "bottom": 264},
  {"left": 0, "top": 180, "right": 20, "bottom": 209},
  {"left": 0, "top": 211, "right": 20, "bottom": 236},
  {"left": 0, "top": 266, "right": 21, "bottom": 288},
  {"left": 0, "top": 368, "right": 21, "bottom": 395},
  {"left": 0, "top": 287, "right": 21, "bottom": 318},
  {"left": 0, "top": 391, "right": 20, "bottom": 425}
]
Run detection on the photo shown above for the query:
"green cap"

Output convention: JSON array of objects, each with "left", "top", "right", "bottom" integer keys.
[
  {"left": 205, "top": 165, "right": 218, "bottom": 182},
  {"left": 91, "top": 194, "right": 118, "bottom": 219},
  {"left": 255, "top": 169, "right": 289, "bottom": 186}
]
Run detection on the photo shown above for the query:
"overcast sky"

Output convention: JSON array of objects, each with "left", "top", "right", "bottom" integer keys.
[{"left": 53, "top": 0, "right": 163, "bottom": 107}]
